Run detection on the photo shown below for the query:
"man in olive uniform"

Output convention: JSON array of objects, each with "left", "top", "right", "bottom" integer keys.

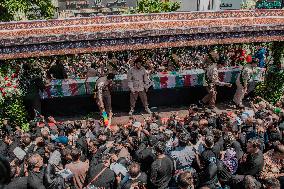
[
  {"left": 201, "top": 52, "right": 232, "bottom": 108},
  {"left": 127, "top": 56, "right": 152, "bottom": 115},
  {"left": 95, "top": 73, "right": 115, "bottom": 117},
  {"left": 233, "top": 61, "right": 258, "bottom": 108}
]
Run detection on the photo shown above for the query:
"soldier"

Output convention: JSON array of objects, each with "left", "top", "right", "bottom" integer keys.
[
  {"left": 200, "top": 52, "right": 232, "bottom": 109},
  {"left": 127, "top": 56, "right": 152, "bottom": 115},
  {"left": 94, "top": 73, "right": 115, "bottom": 117},
  {"left": 233, "top": 60, "right": 258, "bottom": 108}
]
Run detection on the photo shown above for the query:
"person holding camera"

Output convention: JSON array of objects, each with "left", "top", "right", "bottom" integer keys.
[
  {"left": 85, "top": 155, "right": 116, "bottom": 189},
  {"left": 150, "top": 142, "right": 174, "bottom": 189},
  {"left": 120, "top": 162, "right": 147, "bottom": 189}
]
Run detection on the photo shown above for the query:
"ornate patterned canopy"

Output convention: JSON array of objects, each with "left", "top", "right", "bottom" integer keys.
[{"left": 1, "top": 9, "right": 284, "bottom": 60}]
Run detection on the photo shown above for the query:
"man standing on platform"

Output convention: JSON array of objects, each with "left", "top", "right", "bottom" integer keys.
[
  {"left": 200, "top": 52, "right": 232, "bottom": 109},
  {"left": 233, "top": 60, "right": 258, "bottom": 108},
  {"left": 127, "top": 56, "right": 152, "bottom": 115},
  {"left": 95, "top": 73, "right": 115, "bottom": 117}
]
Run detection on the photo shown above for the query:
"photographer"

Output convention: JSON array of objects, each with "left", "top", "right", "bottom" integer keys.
[
  {"left": 120, "top": 162, "right": 147, "bottom": 189},
  {"left": 85, "top": 155, "right": 116, "bottom": 189},
  {"left": 150, "top": 141, "right": 174, "bottom": 189}
]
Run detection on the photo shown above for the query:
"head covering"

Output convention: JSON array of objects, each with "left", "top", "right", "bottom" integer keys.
[{"left": 55, "top": 136, "right": 68, "bottom": 145}]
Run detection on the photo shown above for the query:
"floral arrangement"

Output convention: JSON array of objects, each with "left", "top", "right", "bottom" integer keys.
[
  {"left": 0, "top": 72, "right": 22, "bottom": 105},
  {"left": 0, "top": 63, "right": 28, "bottom": 130}
]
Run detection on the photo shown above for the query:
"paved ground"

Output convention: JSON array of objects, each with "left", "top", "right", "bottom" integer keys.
[{"left": 57, "top": 101, "right": 242, "bottom": 125}]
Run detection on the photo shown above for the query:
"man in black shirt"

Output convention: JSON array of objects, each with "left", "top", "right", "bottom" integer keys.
[
  {"left": 27, "top": 153, "right": 45, "bottom": 189},
  {"left": 231, "top": 138, "right": 264, "bottom": 189},
  {"left": 120, "top": 162, "right": 147, "bottom": 189},
  {"left": 86, "top": 156, "right": 116, "bottom": 189},
  {"left": 150, "top": 142, "right": 174, "bottom": 189},
  {"left": 4, "top": 135, "right": 18, "bottom": 162},
  {"left": 238, "top": 138, "right": 264, "bottom": 177},
  {"left": 198, "top": 135, "right": 218, "bottom": 189},
  {"left": 135, "top": 136, "right": 157, "bottom": 173}
]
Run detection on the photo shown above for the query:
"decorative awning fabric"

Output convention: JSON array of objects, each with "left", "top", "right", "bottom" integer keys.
[{"left": 1, "top": 10, "right": 284, "bottom": 60}]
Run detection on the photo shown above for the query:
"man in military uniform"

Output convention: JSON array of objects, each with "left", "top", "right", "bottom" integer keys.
[
  {"left": 201, "top": 52, "right": 232, "bottom": 108},
  {"left": 233, "top": 60, "right": 258, "bottom": 108},
  {"left": 127, "top": 56, "right": 152, "bottom": 115},
  {"left": 95, "top": 73, "right": 115, "bottom": 117}
]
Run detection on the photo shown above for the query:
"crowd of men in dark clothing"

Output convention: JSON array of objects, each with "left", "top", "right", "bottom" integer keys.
[{"left": 0, "top": 96, "right": 284, "bottom": 189}]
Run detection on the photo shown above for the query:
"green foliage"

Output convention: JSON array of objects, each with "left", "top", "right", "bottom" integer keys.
[
  {"left": 256, "top": 0, "right": 282, "bottom": 9},
  {"left": 255, "top": 42, "right": 284, "bottom": 104},
  {"left": 0, "top": 98, "right": 28, "bottom": 130},
  {"left": 0, "top": 62, "right": 29, "bottom": 131},
  {"left": 0, "top": 0, "right": 55, "bottom": 21},
  {"left": 135, "top": 0, "right": 180, "bottom": 14},
  {"left": 255, "top": 69, "right": 284, "bottom": 104}
]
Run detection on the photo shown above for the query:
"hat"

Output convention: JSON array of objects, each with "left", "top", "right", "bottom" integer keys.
[{"left": 55, "top": 136, "right": 68, "bottom": 145}]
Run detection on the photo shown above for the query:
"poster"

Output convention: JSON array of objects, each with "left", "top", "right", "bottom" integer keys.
[
  {"left": 57, "top": 0, "right": 138, "bottom": 17},
  {"left": 219, "top": 0, "right": 243, "bottom": 10},
  {"left": 256, "top": 0, "right": 282, "bottom": 9}
]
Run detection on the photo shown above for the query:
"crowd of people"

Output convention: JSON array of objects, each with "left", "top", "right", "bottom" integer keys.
[
  {"left": 14, "top": 45, "right": 268, "bottom": 80},
  {"left": 0, "top": 45, "right": 275, "bottom": 189},
  {"left": 0, "top": 95, "right": 284, "bottom": 189}
]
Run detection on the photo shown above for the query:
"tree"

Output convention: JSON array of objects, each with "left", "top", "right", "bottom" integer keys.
[
  {"left": 0, "top": 0, "right": 55, "bottom": 21},
  {"left": 133, "top": 0, "right": 180, "bottom": 14},
  {"left": 255, "top": 42, "right": 284, "bottom": 104}
]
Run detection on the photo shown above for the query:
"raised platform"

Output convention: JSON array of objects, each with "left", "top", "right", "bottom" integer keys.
[{"left": 42, "top": 85, "right": 237, "bottom": 116}]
